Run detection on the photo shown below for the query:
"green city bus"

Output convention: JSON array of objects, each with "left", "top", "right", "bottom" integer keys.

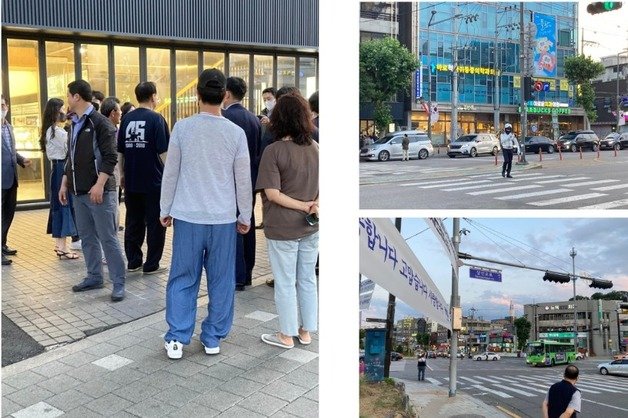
[{"left": 526, "top": 340, "right": 577, "bottom": 367}]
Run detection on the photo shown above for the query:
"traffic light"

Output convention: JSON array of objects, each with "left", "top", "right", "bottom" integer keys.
[
  {"left": 523, "top": 76, "right": 534, "bottom": 101},
  {"left": 587, "top": 2, "right": 623, "bottom": 14},
  {"left": 588, "top": 279, "right": 613, "bottom": 289},
  {"left": 543, "top": 271, "right": 572, "bottom": 284}
]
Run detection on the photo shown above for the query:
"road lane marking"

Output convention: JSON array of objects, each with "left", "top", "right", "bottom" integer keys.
[
  {"left": 582, "top": 398, "right": 628, "bottom": 412},
  {"left": 425, "top": 377, "right": 441, "bottom": 385},
  {"left": 591, "top": 183, "right": 628, "bottom": 191},
  {"left": 528, "top": 193, "right": 607, "bottom": 206},
  {"left": 578, "top": 199, "right": 628, "bottom": 209},
  {"left": 567, "top": 179, "right": 620, "bottom": 187},
  {"left": 471, "top": 384, "right": 513, "bottom": 398},
  {"left": 495, "top": 189, "right": 572, "bottom": 200},
  {"left": 495, "top": 405, "right": 522, "bottom": 418},
  {"left": 468, "top": 185, "right": 541, "bottom": 195},
  {"left": 535, "top": 177, "right": 589, "bottom": 184}
]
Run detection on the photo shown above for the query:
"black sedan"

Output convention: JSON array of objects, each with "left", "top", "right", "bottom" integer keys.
[
  {"left": 600, "top": 133, "right": 622, "bottom": 150},
  {"left": 524, "top": 136, "right": 556, "bottom": 154}
]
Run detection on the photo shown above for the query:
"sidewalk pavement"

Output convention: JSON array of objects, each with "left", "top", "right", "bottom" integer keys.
[
  {"left": 1, "top": 205, "right": 318, "bottom": 417},
  {"left": 399, "top": 378, "right": 510, "bottom": 418}
]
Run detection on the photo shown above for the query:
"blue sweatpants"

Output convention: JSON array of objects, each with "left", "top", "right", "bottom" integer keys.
[{"left": 164, "top": 219, "right": 236, "bottom": 349}]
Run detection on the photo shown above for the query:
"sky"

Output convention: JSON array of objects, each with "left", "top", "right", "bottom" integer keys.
[
  {"left": 577, "top": 1, "right": 628, "bottom": 60},
  {"left": 360, "top": 218, "right": 628, "bottom": 324}
]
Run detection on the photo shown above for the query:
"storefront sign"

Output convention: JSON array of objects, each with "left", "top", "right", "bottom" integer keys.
[
  {"left": 359, "top": 218, "right": 451, "bottom": 329},
  {"left": 415, "top": 69, "right": 422, "bottom": 100},
  {"left": 434, "top": 63, "right": 497, "bottom": 76},
  {"left": 527, "top": 101, "right": 569, "bottom": 108},
  {"left": 519, "top": 106, "right": 571, "bottom": 115}
]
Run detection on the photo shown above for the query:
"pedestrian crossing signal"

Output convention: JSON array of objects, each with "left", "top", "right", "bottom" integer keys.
[
  {"left": 542, "top": 271, "right": 572, "bottom": 284},
  {"left": 586, "top": 2, "right": 623, "bottom": 14}
]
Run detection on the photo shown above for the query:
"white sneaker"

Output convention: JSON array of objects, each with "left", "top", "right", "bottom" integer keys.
[
  {"left": 69, "top": 240, "right": 82, "bottom": 251},
  {"left": 165, "top": 340, "right": 183, "bottom": 359},
  {"left": 202, "top": 344, "right": 220, "bottom": 355}
]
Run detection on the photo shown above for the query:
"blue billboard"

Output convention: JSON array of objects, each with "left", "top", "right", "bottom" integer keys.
[{"left": 533, "top": 13, "right": 557, "bottom": 78}]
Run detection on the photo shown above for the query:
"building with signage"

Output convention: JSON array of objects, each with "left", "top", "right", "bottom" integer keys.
[
  {"left": 524, "top": 299, "right": 621, "bottom": 357},
  {"left": 591, "top": 54, "right": 628, "bottom": 137},
  {"left": 1, "top": 0, "right": 318, "bottom": 205},
  {"left": 461, "top": 316, "right": 491, "bottom": 354}
]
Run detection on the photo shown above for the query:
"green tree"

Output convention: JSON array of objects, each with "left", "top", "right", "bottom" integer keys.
[
  {"left": 415, "top": 332, "right": 430, "bottom": 348},
  {"left": 514, "top": 316, "right": 531, "bottom": 351},
  {"left": 564, "top": 55, "right": 605, "bottom": 122},
  {"left": 591, "top": 291, "right": 628, "bottom": 300},
  {"left": 360, "top": 37, "right": 419, "bottom": 134},
  {"left": 568, "top": 295, "right": 590, "bottom": 301}
]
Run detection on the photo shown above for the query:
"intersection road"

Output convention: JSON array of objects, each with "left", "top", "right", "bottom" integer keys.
[
  {"left": 360, "top": 151, "right": 628, "bottom": 209},
  {"left": 390, "top": 356, "right": 628, "bottom": 418}
]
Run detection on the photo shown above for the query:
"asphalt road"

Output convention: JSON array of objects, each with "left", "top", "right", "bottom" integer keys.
[
  {"left": 390, "top": 356, "right": 628, "bottom": 418},
  {"left": 360, "top": 149, "right": 628, "bottom": 209},
  {"left": 1, "top": 314, "right": 44, "bottom": 367}
]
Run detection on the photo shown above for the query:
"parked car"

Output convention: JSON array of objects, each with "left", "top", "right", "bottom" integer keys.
[
  {"left": 612, "top": 353, "right": 628, "bottom": 361},
  {"left": 391, "top": 352, "right": 403, "bottom": 361},
  {"left": 599, "top": 133, "right": 623, "bottom": 151},
  {"left": 447, "top": 133, "right": 500, "bottom": 158},
  {"left": 474, "top": 352, "right": 501, "bottom": 361},
  {"left": 558, "top": 130, "right": 600, "bottom": 152},
  {"left": 427, "top": 351, "right": 437, "bottom": 359},
  {"left": 360, "top": 130, "right": 433, "bottom": 161},
  {"left": 597, "top": 359, "right": 628, "bottom": 376},
  {"left": 524, "top": 136, "right": 556, "bottom": 154},
  {"left": 619, "top": 132, "right": 628, "bottom": 149}
]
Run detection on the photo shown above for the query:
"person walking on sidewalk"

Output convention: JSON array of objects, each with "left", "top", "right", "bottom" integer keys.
[
  {"left": 160, "top": 68, "right": 252, "bottom": 360},
  {"left": 2, "top": 95, "right": 32, "bottom": 265},
  {"left": 417, "top": 352, "right": 427, "bottom": 381},
  {"left": 117, "top": 82, "right": 169, "bottom": 274},
  {"left": 542, "top": 365, "right": 581, "bottom": 418},
  {"left": 257, "top": 93, "right": 319, "bottom": 350},
  {"left": 222, "top": 76, "right": 261, "bottom": 291},
  {"left": 60, "top": 80, "right": 126, "bottom": 301},
  {"left": 401, "top": 133, "right": 410, "bottom": 161},
  {"left": 500, "top": 123, "right": 518, "bottom": 178},
  {"left": 40, "top": 98, "right": 79, "bottom": 260}
]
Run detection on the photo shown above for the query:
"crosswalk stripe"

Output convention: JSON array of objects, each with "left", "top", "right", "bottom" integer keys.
[
  {"left": 528, "top": 192, "right": 607, "bottom": 206},
  {"left": 575, "top": 382, "right": 622, "bottom": 393},
  {"left": 585, "top": 377, "right": 628, "bottom": 389},
  {"left": 471, "top": 384, "right": 513, "bottom": 398},
  {"left": 536, "top": 177, "right": 588, "bottom": 184},
  {"left": 496, "top": 189, "right": 572, "bottom": 200},
  {"left": 522, "top": 377, "right": 602, "bottom": 394},
  {"left": 509, "top": 382, "right": 548, "bottom": 394},
  {"left": 591, "top": 183, "right": 628, "bottom": 191},
  {"left": 489, "top": 383, "right": 536, "bottom": 397},
  {"left": 578, "top": 199, "right": 628, "bottom": 209},
  {"left": 420, "top": 180, "right": 492, "bottom": 189},
  {"left": 468, "top": 185, "right": 541, "bottom": 196},
  {"left": 566, "top": 179, "right": 620, "bottom": 187},
  {"left": 511, "top": 175, "right": 564, "bottom": 182},
  {"left": 443, "top": 182, "right": 502, "bottom": 191},
  {"left": 400, "top": 178, "right": 477, "bottom": 187},
  {"left": 426, "top": 377, "right": 441, "bottom": 385},
  {"left": 506, "top": 173, "right": 547, "bottom": 179},
  {"left": 460, "top": 376, "right": 484, "bottom": 384}
]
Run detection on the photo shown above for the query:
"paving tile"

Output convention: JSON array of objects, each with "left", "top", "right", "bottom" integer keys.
[
  {"left": 219, "top": 376, "right": 265, "bottom": 397},
  {"left": 140, "top": 369, "right": 188, "bottom": 390},
  {"left": 175, "top": 371, "right": 222, "bottom": 393},
  {"left": 29, "top": 360, "right": 76, "bottom": 379},
  {"left": 282, "top": 396, "right": 318, "bottom": 418},
  {"left": 156, "top": 384, "right": 203, "bottom": 407},
  {"left": 102, "top": 366, "right": 147, "bottom": 385},
  {"left": 260, "top": 357, "right": 303, "bottom": 374},
  {"left": 242, "top": 366, "right": 286, "bottom": 384},
  {"left": 44, "top": 388, "right": 94, "bottom": 412},
  {"left": 124, "top": 396, "right": 177, "bottom": 417},
  {"left": 84, "top": 392, "right": 133, "bottom": 415},
  {"left": 220, "top": 405, "right": 267, "bottom": 418},
  {"left": 173, "top": 402, "right": 220, "bottom": 417},
  {"left": 260, "top": 380, "right": 309, "bottom": 403},
  {"left": 278, "top": 348, "right": 318, "bottom": 364},
  {"left": 36, "top": 374, "right": 82, "bottom": 394},
  {"left": 194, "top": 389, "right": 244, "bottom": 412},
  {"left": 270, "top": 411, "right": 300, "bottom": 418},
  {"left": 92, "top": 353, "right": 134, "bottom": 371},
  {"left": 237, "top": 391, "right": 289, "bottom": 416},
  {"left": 162, "top": 358, "right": 208, "bottom": 377},
  {"left": 10, "top": 401, "right": 64, "bottom": 418},
  {"left": 199, "top": 362, "right": 246, "bottom": 381},
  {"left": 60, "top": 405, "right": 105, "bottom": 418},
  {"left": 57, "top": 351, "right": 100, "bottom": 367},
  {"left": 1, "top": 397, "right": 22, "bottom": 417},
  {"left": 303, "top": 386, "right": 319, "bottom": 402},
  {"left": 112, "top": 379, "right": 163, "bottom": 403},
  {"left": 74, "top": 379, "right": 122, "bottom": 398},
  {"left": 221, "top": 352, "right": 266, "bottom": 371},
  {"left": 6, "top": 385, "right": 55, "bottom": 408},
  {"left": 245, "top": 310, "right": 278, "bottom": 322},
  {"left": 282, "top": 369, "right": 319, "bottom": 390}
]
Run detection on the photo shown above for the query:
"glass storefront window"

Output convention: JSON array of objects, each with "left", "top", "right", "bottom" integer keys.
[
  {"left": 7, "top": 39, "right": 44, "bottom": 201},
  {"left": 299, "top": 57, "right": 317, "bottom": 101},
  {"left": 81, "top": 44, "right": 109, "bottom": 96},
  {"left": 204, "top": 51, "right": 225, "bottom": 73},
  {"left": 253, "top": 55, "right": 273, "bottom": 115},
  {"left": 229, "top": 53, "right": 250, "bottom": 109},
  {"left": 46, "top": 42, "right": 75, "bottom": 100},
  {"left": 114, "top": 46, "right": 139, "bottom": 104},
  {"left": 147, "top": 48, "right": 172, "bottom": 128},
  {"left": 175, "top": 50, "right": 198, "bottom": 121},
  {"left": 277, "top": 56, "right": 296, "bottom": 89}
]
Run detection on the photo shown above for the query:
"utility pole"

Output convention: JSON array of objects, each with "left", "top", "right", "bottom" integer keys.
[
  {"left": 449, "top": 218, "right": 461, "bottom": 398},
  {"left": 426, "top": 10, "right": 436, "bottom": 142},
  {"left": 518, "top": 2, "right": 528, "bottom": 164},
  {"left": 451, "top": 7, "right": 459, "bottom": 143},
  {"left": 384, "top": 218, "right": 401, "bottom": 377},
  {"left": 570, "top": 247, "right": 578, "bottom": 354}
]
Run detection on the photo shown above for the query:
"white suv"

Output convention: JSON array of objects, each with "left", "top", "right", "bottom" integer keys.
[
  {"left": 474, "top": 352, "right": 501, "bottom": 361},
  {"left": 360, "top": 130, "right": 433, "bottom": 161},
  {"left": 448, "top": 133, "right": 500, "bottom": 158}
]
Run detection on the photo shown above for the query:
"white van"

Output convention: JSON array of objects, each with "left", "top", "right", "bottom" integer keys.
[{"left": 360, "top": 130, "right": 433, "bottom": 161}]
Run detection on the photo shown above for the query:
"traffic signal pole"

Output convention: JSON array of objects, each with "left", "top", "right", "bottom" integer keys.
[
  {"left": 449, "top": 218, "right": 461, "bottom": 398},
  {"left": 571, "top": 247, "right": 578, "bottom": 354},
  {"left": 518, "top": 2, "right": 528, "bottom": 164}
]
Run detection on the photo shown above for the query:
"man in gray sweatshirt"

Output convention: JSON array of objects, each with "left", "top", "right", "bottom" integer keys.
[{"left": 160, "top": 68, "right": 252, "bottom": 359}]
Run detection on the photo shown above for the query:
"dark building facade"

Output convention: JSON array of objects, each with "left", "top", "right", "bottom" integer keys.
[{"left": 1, "top": 0, "right": 318, "bottom": 204}]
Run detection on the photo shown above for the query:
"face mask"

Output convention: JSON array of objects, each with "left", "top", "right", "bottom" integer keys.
[
  {"left": 1, "top": 109, "right": 7, "bottom": 120},
  {"left": 264, "top": 99, "right": 275, "bottom": 111},
  {"left": 505, "top": 128, "right": 512, "bottom": 134}
]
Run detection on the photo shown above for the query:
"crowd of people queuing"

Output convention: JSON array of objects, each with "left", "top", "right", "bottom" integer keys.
[{"left": 1, "top": 68, "right": 319, "bottom": 359}]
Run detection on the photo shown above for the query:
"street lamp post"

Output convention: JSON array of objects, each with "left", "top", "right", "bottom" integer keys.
[{"left": 570, "top": 247, "right": 578, "bottom": 354}]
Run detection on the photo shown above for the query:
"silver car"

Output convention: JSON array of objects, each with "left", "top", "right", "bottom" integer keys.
[
  {"left": 448, "top": 133, "right": 500, "bottom": 158},
  {"left": 360, "top": 130, "right": 433, "bottom": 162},
  {"left": 598, "top": 359, "right": 628, "bottom": 376}
]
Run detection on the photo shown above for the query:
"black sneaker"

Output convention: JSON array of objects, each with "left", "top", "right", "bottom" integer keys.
[
  {"left": 72, "top": 279, "right": 104, "bottom": 292},
  {"left": 2, "top": 246, "right": 17, "bottom": 256}
]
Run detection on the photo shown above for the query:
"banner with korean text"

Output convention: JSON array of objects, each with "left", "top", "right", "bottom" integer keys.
[
  {"left": 359, "top": 218, "right": 451, "bottom": 329},
  {"left": 426, "top": 218, "right": 461, "bottom": 281}
]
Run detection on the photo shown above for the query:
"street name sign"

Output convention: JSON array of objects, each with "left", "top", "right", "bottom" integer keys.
[{"left": 469, "top": 266, "right": 502, "bottom": 282}]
